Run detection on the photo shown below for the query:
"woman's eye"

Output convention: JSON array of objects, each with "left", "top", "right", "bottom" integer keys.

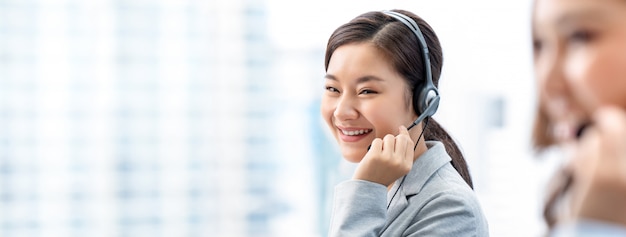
[
  {"left": 359, "top": 89, "right": 377, "bottom": 95},
  {"left": 325, "top": 86, "right": 339, "bottom": 93},
  {"left": 567, "top": 29, "right": 595, "bottom": 44},
  {"left": 532, "top": 38, "right": 543, "bottom": 54}
]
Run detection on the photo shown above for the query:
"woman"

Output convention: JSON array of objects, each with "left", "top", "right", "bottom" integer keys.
[
  {"left": 532, "top": 0, "right": 626, "bottom": 235},
  {"left": 321, "top": 9, "right": 489, "bottom": 236}
]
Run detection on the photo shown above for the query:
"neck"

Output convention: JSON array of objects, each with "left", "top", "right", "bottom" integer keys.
[
  {"left": 413, "top": 138, "right": 428, "bottom": 161},
  {"left": 409, "top": 121, "right": 429, "bottom": 161}
]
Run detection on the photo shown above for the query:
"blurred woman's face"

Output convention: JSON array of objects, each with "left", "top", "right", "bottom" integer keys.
[{"left": 533, "top": 0, "right": 626, "bottom": 142}]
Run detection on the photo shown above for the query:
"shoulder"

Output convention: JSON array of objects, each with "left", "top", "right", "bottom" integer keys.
[
  {"left": 404, "top": 163, "right": 489, "bottom": 235},
  {"left": 551, "top": 220, "right": 626, "bottom": 237},
  {"left": 419, "top": 163, "right": 482, "bottom": 213}
]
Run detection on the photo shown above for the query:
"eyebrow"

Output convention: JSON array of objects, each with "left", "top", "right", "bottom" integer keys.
[
  {"left": 534, "top": 7, "right": 611, "bottom": 39},
  {"left": 324, "top": 74, "right": 385, "bottom": 84},
  {"left": 555, "top": 8, "right": 608, "bottom": 26}
]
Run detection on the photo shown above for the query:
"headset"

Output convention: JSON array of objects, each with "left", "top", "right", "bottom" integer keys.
[
  {"left": 382, "top": 11, "right": 441, "bottom": 209},
  {"left": 382, "top": 10, "right": 440, "bottom": 130}
]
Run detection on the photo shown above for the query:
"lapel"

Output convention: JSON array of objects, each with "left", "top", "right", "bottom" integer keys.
[{"left": 381, "top": 141, "right": 452, "bottom": 232}]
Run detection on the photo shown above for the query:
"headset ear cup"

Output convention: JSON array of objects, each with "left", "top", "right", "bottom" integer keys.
[
  {"left": 416, "top": 87, "right": 439, "bottom": 117},
  {"left": 424, "top": 93, "right": 440, "bottom": 117}
]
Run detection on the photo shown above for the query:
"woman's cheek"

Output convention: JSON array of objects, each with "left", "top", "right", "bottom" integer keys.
[
  {"left": 320, "top": 99, "right": 338, "bottom": 135},
  {"left": 583, "top": 52, "right": 626, "bottom": 109},
  {"left": 599, "top": 49, "right": 626, "bottom": 109},
  {"left": 565, "top": 50, "right": 605, "bottom": 111},
  {"left": 363, "top": 108, "right": 386, "bottom": 137},
  {"left": 373, "top": 111, "right": 402, "bottom": 138}
]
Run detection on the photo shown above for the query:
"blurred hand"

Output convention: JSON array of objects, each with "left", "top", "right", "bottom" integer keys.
[
  {"left": 569, "top": 106, "right": 626, "bottom": 226},
  {"left": 352, "top": 126, "right": 415, "bottom": 187}
]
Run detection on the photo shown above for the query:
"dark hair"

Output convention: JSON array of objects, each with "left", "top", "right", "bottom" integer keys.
[
  {"left": 530, "top": 2, "right": 570, "bottom": 230},
  {"left": 324, "top": 10, "right": 473, "bottom": 189}
]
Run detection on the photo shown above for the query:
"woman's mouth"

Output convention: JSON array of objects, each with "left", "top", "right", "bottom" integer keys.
[
  {"left": 338, "top": 128, "right": 373, "bottom": 142},
  {"left": 553, "top": 119, "right": 589, "bottom": 142},
  {"left": 340, "top": 129, "right": 372, "bottom": 136}
]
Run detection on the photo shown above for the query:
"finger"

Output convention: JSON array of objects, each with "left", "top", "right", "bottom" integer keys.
[
  {"left": 592, "top": 107, "right": 626, "bottom": 160},
  {"left": 369, "top": 138, "right": 383, "bottom": 153},
  {"left": 399, "top": 124, "right": 414, "bottom": 144},
  {"left": 398, "top": 125, "right": 410, "bottom": 137},
  {"left": 394, "top": 126, "right": 410, "bottom": 158},
  {"left": 400, "top": 125, "right": 416, "bottom": 159},
  {"left": 574, "top": 127, "right": 601, "bottom": 178},
  {"left": 594, "top": 106, "right": 626, "bottom": 140},
  {"left": 591, "top": 107, "right": 626, "bottom": 175},
  {"left": 382, "top": 134, "right": 395, "bottom": 158},
  {"left": 395, "top": 132, "right": 408, "bottom": 159}
]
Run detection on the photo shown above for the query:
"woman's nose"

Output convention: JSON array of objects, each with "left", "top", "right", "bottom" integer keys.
[
  {"left": 333, "top": 95, "right": 359, "bottom": 121},
  {"left": 538, "top": 51, "right": 568, "bottom": 100}
]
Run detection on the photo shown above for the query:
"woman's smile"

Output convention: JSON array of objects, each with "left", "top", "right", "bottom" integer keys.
[{"left": 336, "top": 126, "right": 374, "bottom": 143}]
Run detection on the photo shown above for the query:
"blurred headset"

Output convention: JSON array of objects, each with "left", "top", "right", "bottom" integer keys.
[{"left": 383, "top": 10, "right": 440, "bottom": 129}]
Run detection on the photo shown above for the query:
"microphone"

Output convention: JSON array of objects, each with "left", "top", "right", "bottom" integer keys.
[
  {"left": 575, "top": 122, "right": 591, "bottom": 139},
  {"left": 408, "top": 96, "right": 439, "bottom": 130}
]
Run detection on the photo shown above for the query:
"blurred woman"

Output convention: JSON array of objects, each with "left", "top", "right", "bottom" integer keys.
[{"left": 532, "top": 0, "right": 626, "bottom": 235}]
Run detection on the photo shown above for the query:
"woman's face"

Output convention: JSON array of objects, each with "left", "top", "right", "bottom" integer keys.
[
  {"left": 321, "top": 43, "right": 417, "bottom": 163},
  {"left": 533, "top": 0, "right": 626, "bottom": 141}
]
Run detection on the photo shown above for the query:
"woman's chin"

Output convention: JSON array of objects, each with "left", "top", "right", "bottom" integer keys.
[{"left": 341, "top": 150, "right": 366, "bottom": 163}]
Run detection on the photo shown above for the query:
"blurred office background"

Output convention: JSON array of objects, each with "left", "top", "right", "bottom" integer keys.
[{"left": 0, "top": 0, "right": 558, "bottom": 236}]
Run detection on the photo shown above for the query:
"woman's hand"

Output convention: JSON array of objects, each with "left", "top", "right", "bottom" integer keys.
[
  {"left": 569, "top": 106, "right": 626, "bottom": 226},
  {"left": 352, "top": 126, "right": 415, "bottom": 187}
]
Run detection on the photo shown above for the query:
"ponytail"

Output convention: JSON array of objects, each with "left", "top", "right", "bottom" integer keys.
[{"left": 424, "top": 118, "right": 473, "bottom": 189}]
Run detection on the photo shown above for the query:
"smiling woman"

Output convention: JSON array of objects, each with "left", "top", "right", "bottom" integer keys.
[
  {"left": 320, "top": 9, "right": 489, "bottom": 236},
  {"left": 323, "top": 43, "right": 411, "bottom": 163},
  {"left": 531, "top": 0, "right": 626, "bottom": 235}
]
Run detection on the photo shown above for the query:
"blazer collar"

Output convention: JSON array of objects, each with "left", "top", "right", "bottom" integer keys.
[
  {"left": 382, "top": 141, "right": 452, "bottom": 231},
  {"left": 387, "top": 141, "right": 451, "bottom": 200}
]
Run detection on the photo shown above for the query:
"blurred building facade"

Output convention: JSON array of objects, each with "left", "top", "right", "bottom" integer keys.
[{"left": 0, "top": 0, "right": 326, "bottom": 236}]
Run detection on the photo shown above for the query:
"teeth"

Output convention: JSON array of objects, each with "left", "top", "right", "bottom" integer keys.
[{"left": 341, "top": 129, "right": 371, "bottom": 136}]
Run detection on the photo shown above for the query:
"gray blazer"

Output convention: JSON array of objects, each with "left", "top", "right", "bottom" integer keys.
[{"left": 329, "top": 141, "right": 489, "bottom": 237}]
